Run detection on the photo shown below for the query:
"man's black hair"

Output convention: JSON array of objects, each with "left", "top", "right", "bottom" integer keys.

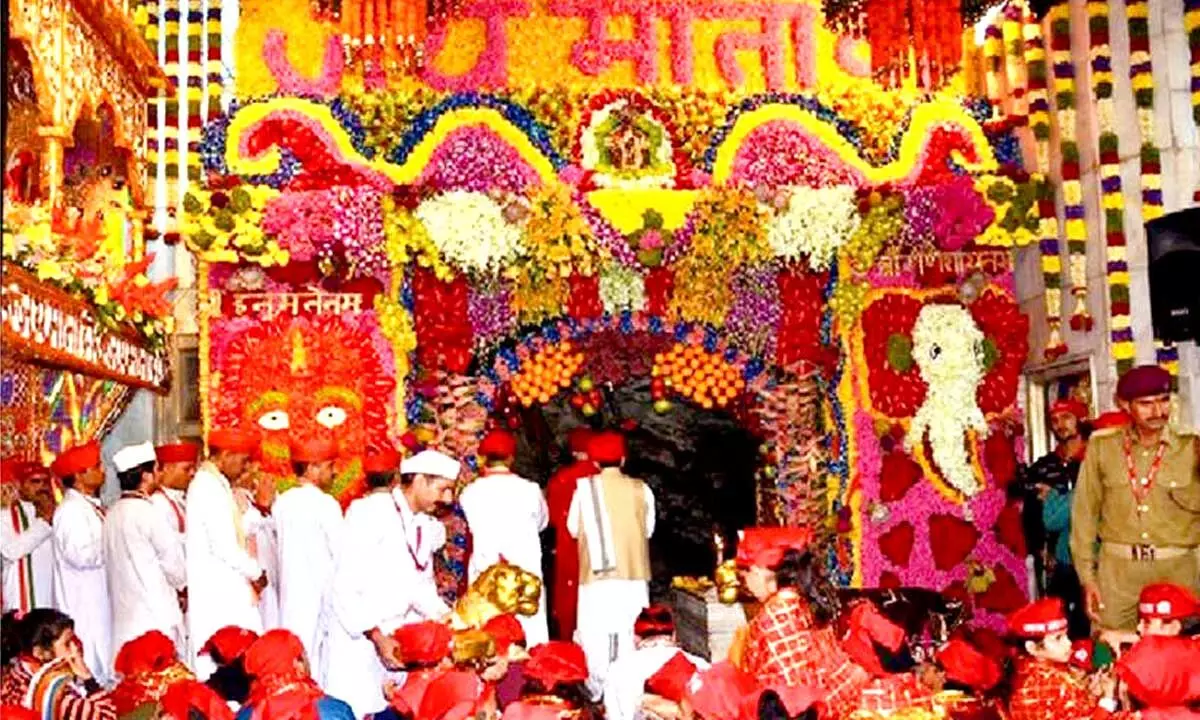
[
  {"left": 290, "top": 461, "right": 312, "bottom": 479},
  {"left": 206, "top": 657, "right": 252, "bottom": 704},
  {"left": 118, "top": 460, "right": 156, "bottom": 492},
  {"left": 366, "top": 470, "right": 395, "bottom": 490},
  {"left": 60, "top": 473, "right": 77, "bottom": 489}
]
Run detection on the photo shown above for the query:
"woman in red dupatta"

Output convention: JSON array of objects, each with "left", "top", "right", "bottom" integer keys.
[
  {"left": 736, "top": 529, "right": 931, "bottom": 719},
  {"left": 109, "top": 631, "right": 194, "bottom": 715},
  {"left": 236, "top": 630, "right": 355, "bottom": 720}
]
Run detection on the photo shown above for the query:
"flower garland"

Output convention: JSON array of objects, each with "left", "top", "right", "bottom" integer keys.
[
  {"left": 1000, "top": 3, "right": 1028, "bottom": 127},
  {"left": 182, "top": 187, "right": 289, "bottom": 267},
  {"left": 1022, "top": 6, "right": 1066, "bottom": 360},
  {"left": 1049, "top": 6, "right": 1091, "bottom": 333},
  {"left": 765, "top": 185, "right": 861, "bottom": 270},
  {"left": 1124, "top": 0, "right": 1163, "bottom": 229},
  {"left": 1088, "top": 0, "right": 1134, "bottom": 373},
  {"left": 413, "top": 191, "right": 526, "bottom": 276},
  {"left": 982, "top": 14, "right": 1005, "bottom": 109},
  {"left": 1188, "top": 0, "right": 1200, "bottom": 126}
]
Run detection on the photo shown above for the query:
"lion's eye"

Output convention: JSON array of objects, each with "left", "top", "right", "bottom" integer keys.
[
  {"left": 315, "top": 405, "right": 347, "bottom": 429},
  {"left": 258, "top": 410, "right": 289, "bottom": 431}
]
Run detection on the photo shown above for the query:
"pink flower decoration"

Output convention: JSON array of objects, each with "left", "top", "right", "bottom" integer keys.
[
  {"left": 417, "top": 126, "right": 541, "bottom": 192},
  {"left": 729, "top": 120, "right": 865, "bottom": 188},
  {"left": 639, "top": 228, "right": 664, "bottom": 250},
  {"left": 262, "top": 30, "right": 345, "bottom": 99}
]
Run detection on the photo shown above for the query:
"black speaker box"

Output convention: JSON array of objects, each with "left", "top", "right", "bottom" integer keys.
[{"left": 1146, "top": 208, "right": 1200, "bottom": 343}]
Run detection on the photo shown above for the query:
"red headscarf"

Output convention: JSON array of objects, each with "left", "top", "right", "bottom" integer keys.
[
  {"left": 110, "top": 632, "right": 193, "bottom": 716},
  {"left": 160, "top": 680, "right": 234, "bottom": 720},
  {"left": 201, "top": 626, "right": 260, "bottom": 664},
  {"left": 114, "top": 631, "right": 179, "bottom": 678},
  {"left": 244, "top": 630, "right": 323, "bottom": 720},
  {"left": 523, "top": 642, "right": 588, "bottom": 688}
]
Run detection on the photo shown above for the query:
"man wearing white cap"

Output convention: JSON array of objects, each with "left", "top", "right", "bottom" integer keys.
[
  {"left": 324, "top": 448, "right": 459, "bottom": 718},
  {"left": 104, "top": 441, "right": 187, "bottom": 662}
]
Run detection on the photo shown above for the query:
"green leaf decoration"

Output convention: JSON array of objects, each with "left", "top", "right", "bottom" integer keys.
[
  {"left": 182, "top": 192, "right": 204, "bottom": 214},
  {"left": 213, "top": 209, "right": 236, "bottom": 233},
  {"left": 230, "top": 187, "right": 252, "bottom": 213},
  {"left": 980, "top": 338, "right": 998, "bottom": 372},
  {"left": 643, "top": 209, "right": 664, "bottom": 230},
  {"left": 886, "top": 334, "right": 915, "bottom": 373}
]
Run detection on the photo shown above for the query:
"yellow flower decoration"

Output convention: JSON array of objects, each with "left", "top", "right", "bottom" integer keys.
[
  {"left": 182, "top": 187, "right": 288, "bottom": 267},
  {"left": 518, "top": 184, "right": 600, "bottom": 280},
  {"left": 381, "top": 196, "right": 455, "bottom": 280},
  {"left": 511, "top": 266, "right": 568, "bottom": 325}
]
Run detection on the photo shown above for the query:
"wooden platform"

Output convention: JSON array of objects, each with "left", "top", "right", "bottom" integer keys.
[{"left": 672, "top": 586, "right": 747, "bottom": 662}]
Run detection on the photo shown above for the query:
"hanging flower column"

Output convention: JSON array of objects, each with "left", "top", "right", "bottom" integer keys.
[{"left": 1024, "top": 7, "right": 1065, "bottom": 359}]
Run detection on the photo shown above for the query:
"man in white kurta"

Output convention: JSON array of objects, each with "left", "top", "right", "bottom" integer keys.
[
  {"left": 274, "top": 438, "right": 343, "bottom": 674},
  {"left": 458, "top": 430, "right": 549, "bottom": 646},
  {"left": 105, "top": 442, "right": 188, "bottom": 659},
  {"left": 0, "top": 460, "right": 54, "bottom": 612},
  {"left": 603, "top": 606, "right": 708, "bottom": 720},
  {"left": 566, "top": 431, "right": 655, "bottom": 699},
  {"left": 324, "top": 448, "right": 457, "bottom": 719},
  {"left": 151, "top": 442, "right": 197, "bottom": 541},
  {"left": 49, "top": 441, "right": 113, "bottom": 685},
  {"left": 186, "top": 429, "right": 266, "bottom": 678}
]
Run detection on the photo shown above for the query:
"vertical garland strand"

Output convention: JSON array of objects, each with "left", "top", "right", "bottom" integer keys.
[
  {"left": 1049, "top": 5, "right": 1090, "bottom": 333},
  {"left": 1188, "top": 0, "right": 1200, "bottom": 128},
  {"left": 186, "top": 0, "right": 205, "bottom": 186},
  {"left": 983, "top": 13, "right": 1008, "bottom": 112},
  {"left": 1088, "top": 0, "right": 1135, "bottom": 373},
  {"left": 1025, "top": 7, "right": 1067, "bottom": 359},
  {"left": 1001, "top": 2, "right": 1029, "bottom": 127}
]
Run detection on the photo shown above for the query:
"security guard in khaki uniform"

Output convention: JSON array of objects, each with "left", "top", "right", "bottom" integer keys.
[{"left": 1070, "top": 364, "right": 1200, "bottom": 631}]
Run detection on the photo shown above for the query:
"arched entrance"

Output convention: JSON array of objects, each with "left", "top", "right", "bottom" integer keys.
[{"left": 467, "top": 314, "right": 836, "bottom": 605}]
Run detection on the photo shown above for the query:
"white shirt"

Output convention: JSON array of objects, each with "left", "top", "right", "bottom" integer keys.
[
  {"left": 104, "top": 492, "right": 188, "bottom": 658},
  {"left": 459, "top": 468, "right": 549, "bottom": 645},
  {"left": 1, "top": 500, "right": 54, "bottom": 611},
  {"left": 323, "top": 489, "right": 449, "bottom": 718},
  {"left": 51, "top": 488, "right": 112, "bottom": 684},
  {"left": 150, "top": 487, "right": 188, "bottom": 535},
  {"left": 274, "top": 483, "right": 343, "bottom": 668},
  {"left": 239, "top": 495, "right": 280, "bottom": 630},
  {"left": 185, "top": 462, "right": 263, "bottom": 671},
  {"left": 604, "top": 642, "right": 709, "bottom": 720}
]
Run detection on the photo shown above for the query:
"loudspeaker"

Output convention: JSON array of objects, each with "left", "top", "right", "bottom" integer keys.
[{"left": 1146, "top": 208, "right": 1200, "bottom": 343}]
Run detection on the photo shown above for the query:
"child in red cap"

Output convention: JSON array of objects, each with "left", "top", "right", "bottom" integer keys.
[
  {"left": 1007, "top": 598, "right": 1119, "bottom": 720},
  {"left": 1137, "top": 583, "right": 1199, "bottom": 639}
]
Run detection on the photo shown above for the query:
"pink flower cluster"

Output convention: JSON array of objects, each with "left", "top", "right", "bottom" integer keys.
[
  {"left": 903, "top": 176, "right": 993, "bottom": 251},
  {"left": 262, "top": 190, "right": 336, "bottom": 261},
  {"left": 729, "top": 120, "right": 864, "bottom": 188},
  {"left": 417, "top": 127, "right": 542, "bottom": 192}
]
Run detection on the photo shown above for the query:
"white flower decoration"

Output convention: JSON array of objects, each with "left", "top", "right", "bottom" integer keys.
[
  {"left": 598, "top": 262, "right": 646, "bottom": 314},
  {"left": 414, "top": 191, "right": 525, "bottom": 276},
  {"left": 765, "top": 185, "right": 860, "bottom": 271},
  {"left": 905, "top": 304, "right": 990, "bottom": 498}
]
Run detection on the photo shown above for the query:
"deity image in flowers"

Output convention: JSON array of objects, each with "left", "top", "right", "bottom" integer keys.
[
  {"left": 211, "top": 313, "right": 396, "bottom": 504},
  {"left": 905, "top": 304, "right": 989, "bottom": 497},
  {"left": 580, "top": 98, "right": 677, "bottom": 190}
]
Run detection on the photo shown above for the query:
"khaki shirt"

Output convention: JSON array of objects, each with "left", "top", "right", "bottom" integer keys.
[{"left": 1069, "top": 426, "right": 1200, "bottom": 585}]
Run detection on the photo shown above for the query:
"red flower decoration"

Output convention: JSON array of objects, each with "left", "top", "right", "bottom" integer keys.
[
  {"left": 983, "top": 430, "right": 1017, "bottom": 489},
  {"left": 412, "top": 267, "right": 473, "bottom": 375},
  {"left": 776, "top": 268, "right": 827, "bottom": 367},
  {"left": 645, "top": 267, "right": 674, "bottom": 316},
  {"left": 879, "top": 450, "right": 922, "bottom": 502},
  {"left": 928, "top": 514, "right": 980, "bottom": 571},
  {"left": 879, "top": 521, "right": 915, "bottom": 568},
  {"left": 861, "top": 292, "right": 927, "bottom": 418},
  {"left": 969, "top": 288, "right": 1029, "bottom": 415},
  {"left": 994, "top": 500, "right": 1026, "bottom": 558},
  {"left": 878, "top": 571, "right": 903, "bottom": 589},
  {"left": 974, "top": 565, "right": 1026, "bottom": 613},
  {"left": 567, "top": 273, "right": 602, "bottom": 320}
]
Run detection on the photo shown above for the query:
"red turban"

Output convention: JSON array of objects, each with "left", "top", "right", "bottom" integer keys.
[
  {"left": 634, "top": 605, "right": 674, "bottom": 639},
  {"left": 201, "top": 626, "right": 259, "bottom": 663},
  {"left": 208, "top": 428, "right": 259, "bottom": 454},
  {"left": 1138, "top": 583, "right": 1199, "bottom": 622},
  {"left": 500, "top": 702, "right": 568, "bottom": 720},
  {"left": 114, "top": 631, "right": 179, "bottom": 678},
  {"left": 363, "top": 446, "right": 402, "bottom": 474},
  {"left": 936, "top": 638, "right": 1002, "bottom": 692},
  {"left": 1049, "top": 399, "right": 1089, "bottom": 420},
  {"left": 483, "top": 614, "right": 525, "bottom": 654},
  {"left": 1006, "top": 598, "right": 1068, "bottom": 639},
  {"left": 244, "top": 630, "right": 306, "bottom": 680},
  {"left": 1091, "top": 411, "right": 1131, "bottom": 430},
  {"left": 418, "top": 670, "right": 488, "bottom": 720},
  {"left": 586, "top": 432, "right": 626, "bottom": 464},
  {"left": 156, "top": 443, "right": 200, "bottom": 465},
  {"left": 735, "top": 527, "right": 812, "bottom": 568},
  {"left": 1117, "top": 635, "right": 1200, "bottom": 707},
  {"left": 566, "top": 428, "right": 593, "bottom": 454},
  {"left": 392, "top": 621, "right": 452, "bottom": 667},
  {"left": 160, "top": 680, "right": 234, "bottom": 720},
  {"left": 1116, "top": 365, "right": 1172, "bottom": 401},
  {"left": 50, "top": 442, "right": 101, "bottom": 477},
  {"left": 524, "top": 642, "right": 588, "bottom": 687},
  {"left": 479, "top": 430, "right": 517, "bottom": 461},
  {"left": 644, "top": 652, "right": 697, "bottom": 703},
  {"left": 1, "top": 459, "right": 44, "bottom": 486}
]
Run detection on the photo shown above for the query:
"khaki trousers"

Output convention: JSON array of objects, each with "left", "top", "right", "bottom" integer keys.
[{"left": 1095, "top": 550, "right": 1200, "bottom": 630}]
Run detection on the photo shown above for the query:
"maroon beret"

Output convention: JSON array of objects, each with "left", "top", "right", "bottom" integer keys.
[{"left": 1116, "top": 365, "right": 1172, "bottom": 402}]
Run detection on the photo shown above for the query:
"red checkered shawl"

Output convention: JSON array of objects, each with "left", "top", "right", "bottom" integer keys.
[{"left": 1010, "top": 658, "right": 1111, "bottom": 720}]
